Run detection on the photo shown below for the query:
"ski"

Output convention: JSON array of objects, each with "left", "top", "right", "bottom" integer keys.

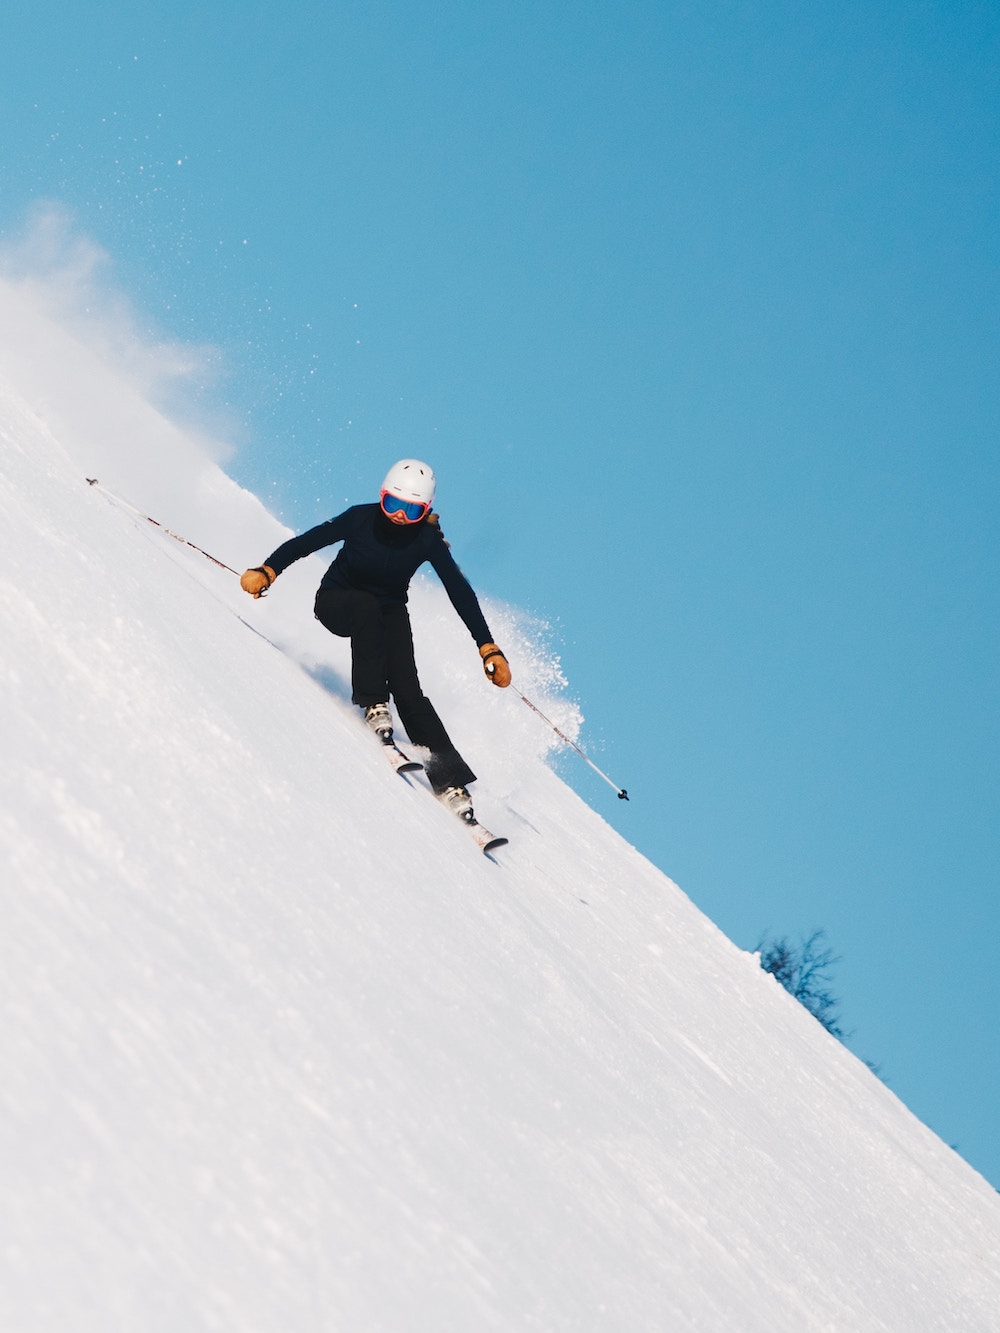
[
  {"left": 370, "top": 723, "right": 507, "bottom": 854},
  {"left": 461, "top": 817, "right": 509, "bottom": 856},
  {"left": 439, "top": 801, "right": 509, "bottom": 856},
  {"left": 377, "top": 734, "right": 424, "bottom": 775}
]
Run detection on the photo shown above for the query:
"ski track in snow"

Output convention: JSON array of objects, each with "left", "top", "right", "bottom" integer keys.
[{"left": 1, "top": 281, "right": 999, "bottom": 1332}]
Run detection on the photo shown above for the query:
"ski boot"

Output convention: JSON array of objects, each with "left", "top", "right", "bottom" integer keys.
[
  {"left": 363, "top": 702, "right": 394, "bottom": 743},
  {"left": 436, "top": 784, "right": 475, "bottom": 823}
]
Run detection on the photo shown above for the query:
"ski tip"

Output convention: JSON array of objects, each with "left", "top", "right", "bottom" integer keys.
[
  {"left": 481, "top": 836, "right": 509, "bottom": 854},
  {"left": 397, "top": 761, "right": 424, "bottom": 773}
]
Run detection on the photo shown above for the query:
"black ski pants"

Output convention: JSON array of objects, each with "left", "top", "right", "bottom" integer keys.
[{"left": 314, "top": 586, "right": 476, "bottom": 791}]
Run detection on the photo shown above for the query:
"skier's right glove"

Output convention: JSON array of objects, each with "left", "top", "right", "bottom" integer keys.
[
  {"left": 480, "top": 643, "right": 511, "bottom": 688},
  {"left": 240, "top": 565, "right": 276, "bottom": 598}
]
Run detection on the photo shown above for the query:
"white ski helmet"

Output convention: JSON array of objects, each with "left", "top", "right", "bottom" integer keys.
[{"left": 380, "top": 458, "right": 436, "bottom": 508}]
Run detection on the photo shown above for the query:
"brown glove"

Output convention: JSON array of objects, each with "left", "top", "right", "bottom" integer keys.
[
  {"left": 480, "top": 643, "right": 511, "bottom": 688},
  {"left": 240, "top": 565, "right": 276, "bottom": 598}
]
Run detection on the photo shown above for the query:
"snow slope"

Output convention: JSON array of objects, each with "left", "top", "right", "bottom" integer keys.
[{"left": 1, "top": 280, "right": 998, "bottom": 1331}]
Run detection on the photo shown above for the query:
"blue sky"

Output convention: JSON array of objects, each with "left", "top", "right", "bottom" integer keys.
[{"left": 3, "top": 2, "right": 998, "bottom": 1186}]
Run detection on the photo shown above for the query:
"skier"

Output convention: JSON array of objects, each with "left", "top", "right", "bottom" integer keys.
[{"left": 239, "top": 459, "right": 511, "bottom": 822}]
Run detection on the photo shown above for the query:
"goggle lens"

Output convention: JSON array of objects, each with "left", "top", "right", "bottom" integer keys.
[{"left": 380, "top": 491, "right": 428, "bottom": 522}]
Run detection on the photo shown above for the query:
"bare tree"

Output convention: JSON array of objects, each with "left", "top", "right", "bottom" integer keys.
[{"left": 757, "top": 928, "right": 844, "bottom": 1040}]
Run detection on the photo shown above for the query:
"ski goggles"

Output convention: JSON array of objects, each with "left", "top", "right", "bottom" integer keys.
[{"left": 380, "top": 490, "right": 429, "bottom": 523}]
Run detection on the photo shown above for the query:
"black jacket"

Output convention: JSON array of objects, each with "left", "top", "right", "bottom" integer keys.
[{"left": 265, "top": 504, "right": 493, "bottom": 646}]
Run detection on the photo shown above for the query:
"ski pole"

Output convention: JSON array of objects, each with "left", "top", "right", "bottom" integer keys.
[
  {"left": 85, "top": 478, "right": 241, "bottom": 576},
  {"left": 512, "top": 685, "right": 629, "bottom": 800}
]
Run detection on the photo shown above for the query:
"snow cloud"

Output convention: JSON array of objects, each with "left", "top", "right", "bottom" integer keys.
[{"left": 0, "top": 204, "right": 234, "bottom": 497}]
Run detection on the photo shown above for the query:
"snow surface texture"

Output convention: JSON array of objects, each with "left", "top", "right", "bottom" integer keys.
[{"left": 1, "top": 273, "right": 999, "bottom": 1332}]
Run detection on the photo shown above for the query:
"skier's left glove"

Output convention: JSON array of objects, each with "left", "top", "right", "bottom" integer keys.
[{"left": 480, "top": 643, "right": 511, "bottom": 688}]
